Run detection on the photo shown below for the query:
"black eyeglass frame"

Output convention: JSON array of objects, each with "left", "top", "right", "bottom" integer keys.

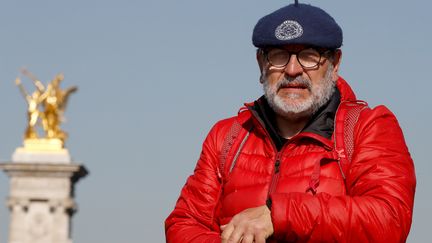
[{"left": 260, "top": 47, "right": 335, "bottom": 69}]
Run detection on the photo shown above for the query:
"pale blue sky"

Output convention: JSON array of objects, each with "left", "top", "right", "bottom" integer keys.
[{"left": 0, "top": 1, "right": 430, "bottom": 242}]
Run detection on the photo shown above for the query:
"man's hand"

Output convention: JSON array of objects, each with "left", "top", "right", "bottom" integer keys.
[{"left": 220, "top": 205, "right": 274, "bottom": 243}]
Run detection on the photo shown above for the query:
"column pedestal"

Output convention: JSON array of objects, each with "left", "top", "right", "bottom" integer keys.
[{"left": 0, "top": 142, "right": 87, "bottom": 243}]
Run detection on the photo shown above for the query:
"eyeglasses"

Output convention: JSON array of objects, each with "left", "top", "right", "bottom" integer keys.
[{"left": 263, "top": 48, "right": 331, "bottom": 69}]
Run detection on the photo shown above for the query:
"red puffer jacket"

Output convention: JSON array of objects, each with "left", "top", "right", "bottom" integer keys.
[{"left": 165, "top": 78, "right": 416, "bottom": 243}]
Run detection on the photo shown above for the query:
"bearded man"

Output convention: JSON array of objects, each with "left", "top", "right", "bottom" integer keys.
[{"left": 166, "top": 2, "right": 416, "bottom": 243}]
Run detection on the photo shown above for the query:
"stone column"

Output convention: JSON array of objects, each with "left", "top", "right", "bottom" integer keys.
[{"left": 0, "top": 138, "right": 87, "bottom": 243}]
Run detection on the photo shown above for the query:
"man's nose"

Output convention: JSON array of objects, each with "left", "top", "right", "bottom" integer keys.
[{"left": 284, "top": 55, "right": 303, "bottom": 77}]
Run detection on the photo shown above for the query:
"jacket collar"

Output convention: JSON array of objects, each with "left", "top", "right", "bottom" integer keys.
[{"left": 238, "top": 77, "right": 354, "bottom": 150}]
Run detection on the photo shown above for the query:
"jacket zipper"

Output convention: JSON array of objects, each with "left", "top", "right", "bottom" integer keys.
[
  {"left": 247, "top": 107, "right": 289, "bottom": 207},
  {"left": 267, "top": 151, "right": 283, "bottom": 201}
]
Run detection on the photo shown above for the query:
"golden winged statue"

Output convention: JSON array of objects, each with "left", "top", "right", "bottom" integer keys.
[{"left": 15, "top": 69, "right": 77, "bottom": 145}]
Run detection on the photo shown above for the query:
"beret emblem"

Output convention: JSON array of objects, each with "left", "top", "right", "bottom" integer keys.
[{"left": 275, "top": 20, "right": 303, "bottom": 41}]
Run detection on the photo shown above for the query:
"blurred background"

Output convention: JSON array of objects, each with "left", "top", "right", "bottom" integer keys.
[{"left": 0, "top": 0, "right": 430, "bottom": 242}]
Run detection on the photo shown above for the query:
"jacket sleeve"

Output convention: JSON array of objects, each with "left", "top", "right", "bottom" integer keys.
[
  {"left": 165, "top": 121, "right": 228, "bottom": 243},
  {"left": 270, "top": 106, "right": 416, "bottom": 243}
]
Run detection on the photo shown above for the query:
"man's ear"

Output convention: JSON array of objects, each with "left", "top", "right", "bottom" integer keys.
[
  {"left": 256, "top": 49, "right": 265, "bottom": 83},
  {"left": 331, "top": 49, "right": 342, "bottom": 81}
]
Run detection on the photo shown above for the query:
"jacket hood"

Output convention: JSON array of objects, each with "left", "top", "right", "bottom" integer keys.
[{"left": 336, "top": 77, "right": 356, "bottom": 101}]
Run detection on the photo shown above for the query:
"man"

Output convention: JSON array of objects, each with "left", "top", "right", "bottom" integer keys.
[{"left": 166, "top": 2, "right": 416, "bottom": 243}]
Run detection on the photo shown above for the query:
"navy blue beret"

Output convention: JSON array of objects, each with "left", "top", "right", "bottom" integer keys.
[{"left": 252, "top": 3, "right": 342, "bottom": 49}]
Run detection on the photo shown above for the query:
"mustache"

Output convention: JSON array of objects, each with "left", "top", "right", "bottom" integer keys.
[{"left": 276, "top": 76, "right": 311, "bottom": 90}]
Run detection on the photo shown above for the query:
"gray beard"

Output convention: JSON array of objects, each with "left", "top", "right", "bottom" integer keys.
[{"left": 262, "top": 63, "right": 336, "bottom": 119}]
